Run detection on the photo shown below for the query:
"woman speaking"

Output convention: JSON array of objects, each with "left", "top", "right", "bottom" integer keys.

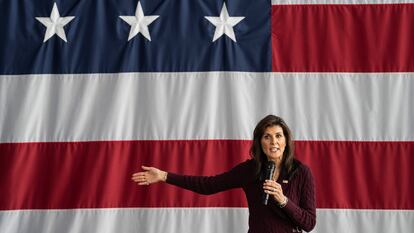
[{"left": 132, "top": 115, "right": 316, "bottom": 233}]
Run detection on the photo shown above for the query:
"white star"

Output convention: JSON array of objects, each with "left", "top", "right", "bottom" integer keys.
[
  {"left": 205, "top": 3, "right": 245, "bottom": 42},
  {"left": 119, "top": 1, "right": 160, "bottom": 41},
  {"left": 35, "top": 2, "right": 75, "bottom": 43}
]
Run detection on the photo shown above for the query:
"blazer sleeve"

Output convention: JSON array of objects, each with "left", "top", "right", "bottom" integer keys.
[
  {"left": 166, "top": 160, "right": 255, "bottom": 195},
  {"left": 280, "top": 165, "right": 316, "bottom": 232}
]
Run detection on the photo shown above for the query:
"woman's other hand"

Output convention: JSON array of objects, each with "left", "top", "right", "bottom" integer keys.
[
  {"left": 131, "top": 166, "right": 167, "bottom": 185},
  {"left": 263, "top": 180, "right": 287, "bottom": 205}
]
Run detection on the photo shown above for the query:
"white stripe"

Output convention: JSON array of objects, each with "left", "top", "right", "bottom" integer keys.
[
  {"left": 272, "top": 0, "right": 414, "bottom": 4},
  {"left": 0, "top": 208, "right": 248, "bottom": 233},
  {"left": 1, "top": 208, "right": 413, "bottom": 233},
  {"left": 315, "top": 208, "right": 414, "bottom": 233},
  {"left": 1, "top": 72, "right": 413, "bottom": 143}
]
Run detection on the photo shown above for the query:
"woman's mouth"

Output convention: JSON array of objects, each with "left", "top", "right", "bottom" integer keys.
[{"left": 270, "top": 147, "right": 279, "bottom": 152}]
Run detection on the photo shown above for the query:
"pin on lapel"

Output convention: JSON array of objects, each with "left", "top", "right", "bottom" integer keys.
[{"left": 282, "top": 180, "right": 288, "bottom": 184}]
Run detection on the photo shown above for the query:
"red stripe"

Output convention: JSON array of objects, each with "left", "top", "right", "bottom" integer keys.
[
  {"left": 296, "top": 141, "right": 414, "bottom": 209},
  {"left": 271, "top": 4, "right": 414, "bottom": 72},
  {"left": 1, "top": 140, "right": 413, "bottom": 210}
]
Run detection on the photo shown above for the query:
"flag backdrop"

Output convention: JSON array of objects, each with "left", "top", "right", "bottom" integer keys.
[{"left": 0, "top": 0, "right": 413, "bottom": 232}]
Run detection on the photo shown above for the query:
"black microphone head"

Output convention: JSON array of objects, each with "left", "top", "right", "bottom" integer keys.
[
  {"left": 264, "top": 161, "right": 275, "bottom": 179},
  {"left": 265, "top": 160, "right": 275, "bottom": 169}
]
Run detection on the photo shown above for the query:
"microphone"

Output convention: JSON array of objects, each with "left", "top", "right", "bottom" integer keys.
[{"left": 262, "top": 161, "right": 275, "bottom": 205}]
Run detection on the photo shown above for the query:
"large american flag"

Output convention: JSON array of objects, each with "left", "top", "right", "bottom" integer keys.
[{"left": 0, "top": 0, "right": 413, "bottom": 232}]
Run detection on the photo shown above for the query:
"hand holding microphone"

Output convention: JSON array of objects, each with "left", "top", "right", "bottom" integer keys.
[{"left": 262, "top": 161, "right": 287, "bottom": 206}]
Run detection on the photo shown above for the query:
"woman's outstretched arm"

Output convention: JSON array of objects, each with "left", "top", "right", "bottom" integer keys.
[{"left": 131, "top": 160, "right": 255, "bottom": 195}]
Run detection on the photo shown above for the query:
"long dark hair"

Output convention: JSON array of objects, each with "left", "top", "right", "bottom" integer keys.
[{"left": 250, "top": 115, "right": 295, "bottom": 178}]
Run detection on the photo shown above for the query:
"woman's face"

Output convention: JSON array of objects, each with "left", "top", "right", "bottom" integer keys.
[{"left": 261, "top": 125, "right": 286, "bottom": 163}]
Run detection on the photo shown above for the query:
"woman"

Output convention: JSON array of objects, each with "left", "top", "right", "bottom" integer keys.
[{"left": 132, "top": 115, "right": 316, "bottom": 233}]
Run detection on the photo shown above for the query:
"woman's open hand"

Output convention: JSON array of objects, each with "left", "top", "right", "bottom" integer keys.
[{"left": 131, "top": 166, "right": 167, "bottom": 185}]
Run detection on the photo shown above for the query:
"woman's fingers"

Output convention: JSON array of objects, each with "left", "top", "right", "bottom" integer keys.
[
  {"left": 131, "top": 170, "right": 149, "bottom": 185},
  {"left": 132, "top": 166, "right": 151, "bottom": 182},
  {"left": 132, "top": 166, "right": 160, "bottom": 185},
  {"left": 263, "top": 180, "right": 282, "bottom": 195},
  {"left": 137, "top": 181, "right": 150, "bottom": 185},
  {"left": 132, "top": 166, "right": 164, "bottom": 186},
  {"left": 132, "top": 172, "right": 144, "bottom": 178},
  {"left": 131, "top": 172, "right": 145, "bottom": 179},
  {"left": 133, "top": 173, "right": 150, "bottom": 185},
  {"left": 263, "top": 187, "right": 281, "bottom": 193},
  {"left": 262, "top": 180, "right": 286, "bottom": 203},
  {"left": 263, "top": 180, "right": 281, "bottom": 190}
]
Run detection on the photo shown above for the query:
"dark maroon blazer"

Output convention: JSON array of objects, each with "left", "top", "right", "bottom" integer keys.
[{"left": 166, "top": 159, "right": 316, "bottom": 233}]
